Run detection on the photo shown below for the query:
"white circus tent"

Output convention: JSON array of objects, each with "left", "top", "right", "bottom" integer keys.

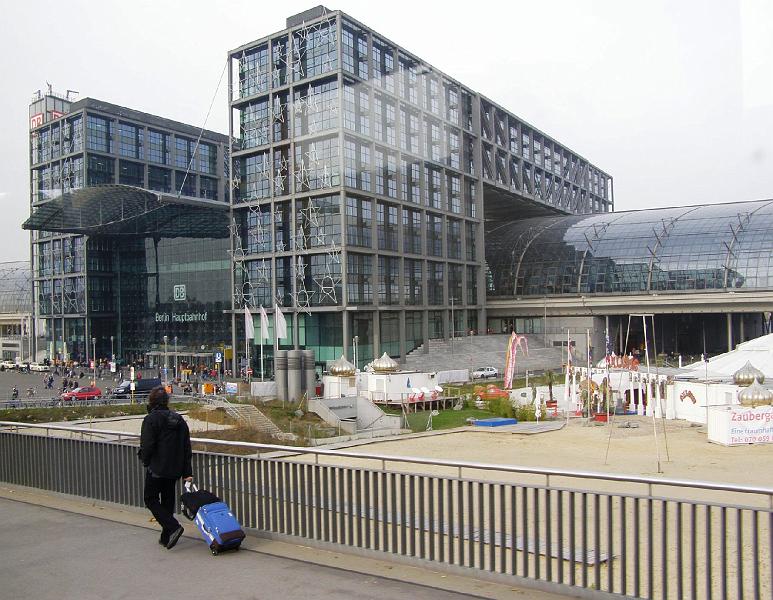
[{"left": 682, "top": 334, "right": 773, "bottom": 381}]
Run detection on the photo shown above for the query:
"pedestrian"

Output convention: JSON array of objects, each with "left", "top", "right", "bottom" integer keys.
[{"left": 138, "top": 386, "right": 193, "bottom": 549}]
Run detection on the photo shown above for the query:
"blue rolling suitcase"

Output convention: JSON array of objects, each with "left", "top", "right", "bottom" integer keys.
[{"left": 180, "top": 482, "right": 246, "bottom": 555}]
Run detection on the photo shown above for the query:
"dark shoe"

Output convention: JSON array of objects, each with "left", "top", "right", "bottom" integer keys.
[
  {"left": 159, "top": 533, "right": 169, "bottom": 546},
  {"left": 166, "top": 526, "right": 184, "bottom": 549}
]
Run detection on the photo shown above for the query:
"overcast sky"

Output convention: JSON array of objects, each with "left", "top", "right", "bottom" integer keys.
[{"left": 1, "top": 0, "right": 771, "bottom": 261}]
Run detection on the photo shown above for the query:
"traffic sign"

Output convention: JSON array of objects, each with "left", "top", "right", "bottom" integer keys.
[{"left": 214, "top": 351, "right": 223, "bottom": 363}]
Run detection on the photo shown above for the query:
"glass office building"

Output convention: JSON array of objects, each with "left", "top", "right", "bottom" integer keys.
[
  {"left": 26, "top": 92, "right": 231, "bottom": 365},
  {"left": 229, "top": 6, "right": 612, "bottom": 368}
]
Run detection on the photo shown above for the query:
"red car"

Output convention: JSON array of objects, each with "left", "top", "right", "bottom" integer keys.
[
  {"left": 473, "top": 384, "right": 510, "bottom": 401},
  {"left": 61, "top": 386, "right": 102, "bottom": 402}
]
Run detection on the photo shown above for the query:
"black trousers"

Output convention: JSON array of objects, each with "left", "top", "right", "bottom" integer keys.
[{"left": 143, "top": 471, "right": 180, "bottom": 534}]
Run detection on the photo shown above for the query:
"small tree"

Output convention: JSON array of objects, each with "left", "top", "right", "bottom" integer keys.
[{"left": 545, "top": 370, "right": 555, "bottom": 402}]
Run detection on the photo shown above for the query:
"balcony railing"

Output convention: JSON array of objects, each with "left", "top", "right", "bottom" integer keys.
[{"left": 1, "top": 421, "right": 770, "bottom": 599}]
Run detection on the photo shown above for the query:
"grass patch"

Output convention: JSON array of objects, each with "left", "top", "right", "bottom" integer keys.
[
  {"left": 186, "top": 406, "right": 239, "bottom": 427},
  {"left": 403, "top": 408, "right": 495, "bottom": 433},
  {"left": 191, "top": 426, "right": 305, "bottom": 454},
  {"left": 0, "top": 402, "right": 199, "bottom": 424},
  {"left": 240, "top": 398, "right": 329, "bottom": 438}
]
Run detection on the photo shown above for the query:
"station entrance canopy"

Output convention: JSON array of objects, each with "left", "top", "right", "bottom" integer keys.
[{"left": 23, "top": 184, "right": 229, "bottom": 239}]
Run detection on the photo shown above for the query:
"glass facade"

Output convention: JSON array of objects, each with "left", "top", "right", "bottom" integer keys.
[
  {"left": 228, "top": 8, "right": 611, "bottom": 367},
  {"left": 486, "top": 201, "right": 773, "bottom": 297},
  {"left": 29, "top": 98, "right": 228, "bottom": 364}
]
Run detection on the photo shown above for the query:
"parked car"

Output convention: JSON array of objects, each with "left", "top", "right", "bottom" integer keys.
[
  {"left": 0, "top": 360, "right": 16, "bottom": 370},
  {"left": 471, "top": 366, "right": 499, "bottom": 380},
  {"left": 473, "top": 384, "right": 510, "bottom": 402},
  {"left": 111, "top": 378, "right": 162, "bottom": 399},
  {"left": 61, "top": 386, "right": 102, "bottom": 402},
  {"left": 29, "top": 362, "right": 50, "bottom": 372}
]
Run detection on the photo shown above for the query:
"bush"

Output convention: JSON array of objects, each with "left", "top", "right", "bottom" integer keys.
[{"left": 487, "top": 396, "right": 514, "bottom": 418}]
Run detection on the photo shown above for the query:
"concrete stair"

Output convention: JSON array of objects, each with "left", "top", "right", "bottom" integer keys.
[
  {"left": 210, "top": 399, "right": 283, "bottom": 437},
  {"left": 403, "top": 333, "right": 564, "bottom": 375}
]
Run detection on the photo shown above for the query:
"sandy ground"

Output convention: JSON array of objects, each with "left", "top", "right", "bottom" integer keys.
[{"left": 335, "top": 415, "right": 773, "bottom": 488}]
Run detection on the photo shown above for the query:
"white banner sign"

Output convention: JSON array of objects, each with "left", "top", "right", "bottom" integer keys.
[{"left": 709, "top": 405, "right": 773, "bottom": 446}]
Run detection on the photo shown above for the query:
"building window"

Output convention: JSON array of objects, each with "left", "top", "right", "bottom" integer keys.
[
  {"left": 346, "top": 253, "right": 372, "bottom": 304},
  {"left": 64, "top": 115, "right": 83, "bottom": 154},
  {"left": 400, "top": 106, "right": 420, "bottom": 154},
  {"left": 372, "top": 38, "right": 395, "bottom": 93},
  {"left": 296, "top": 195, "right": 341, "bottom": 248},
  {"left": 425, "top": 166, "right": 442, "bottom": 210},
  {"left": 241, "top": 99, "right": 270, "bottom": 149},
  {"left": 175, "top": 171, "right": 196, "bottom": 197},
  {"left": 118, "top": 160, "right": 144, "bottom": 186},
  {"left": 148, "top": 166, "right": 171, "bottom": 193},
  {"left": 425, "top": 117, "right": 441, "bottom": 162},
  {"left": 245, "top": 205, "right": 272, "bottom": 254},
  {"left": 238, "top": 44, "right": 270, "bottom": 97},
  {"left": 467, "top": 265, "right": 477, "bottom": 305},
  {"left": 342, "top": 20, "right": 368, "bottom": 80},
  {"left": 87, "top": 155, "right": 114, "bottom": 185},
  {"left": 447, "top": 219, "right": 461, "bottom": 259},
  {"left": 272, "top": 92, "right": 289, "bottom": 143},
  {"left": 293, "top": 79, "right": 339, "bottom": 136},
  {"left": 448, "top": 263, "right": 462, "bottom": 303},
  {"left": 199, "top": 176, "right": 218, "bottom": 200},
  {"left": 401, "top": 159, "right": 421, "bottom": 204},
  {"left": 86, "top": 115, "right": 112, "bottom": 153},
  {"left": 147, "top": 130, "right": 170, "bottom": 164},
  {"left": 343, "top": 83, "right": 370, "bottom": 136},
  {"left": 403, "top": 259, "right": 423, "bottom": 305},
  {"left": 465, "top": 222, "right": 476, "bottom": 261},
  {"left": 402, "top": 207, "right": 422, "bottom": 254},
  {"left": 343, "top": 137, "right": 371, "bottom": 191},
  {"left": 272, "top": 36, "right": 289, "bottom": 88},
  {"left": 427, "top": 262, "right": 444, "bottom": 305},
  {"left": 448, "top": 174, "right": 461, "bottom": 214},
  {"left": 175, "top": 136, "right": 194, "bottom": 169},
  {"left": 118, "top": 122, "right": 143, "bottom": 159},
  {"left": 199, "top": 143, "right": 217, "bottom": 175},
  {"left": 345, "top": 196, "right": 372, "bottom": 248},
  {"left": 239, "top": 152, "right": 270, "bottom": 201},
  {"left": 447, "top": 128, "right": 460, "bottom": 169},
  {"left": 378, "top": 256, "right": 399, "bottom": 305},
  {"left": 293, "top": 19, "right": 337, "bottom": 80},
  {"left": 294, "top": 136, "right": 340, "bottom": 192},
  {"left": 377, "top": 202, "right": 398, "bottom": 251},
  {"left": 373, "top": 94, "right": 396, "bottom": 146},
  {"left": 375, "top": 148, "right": 396, "bottom": 198},
  {"left": 247, "top": 259, "right": 273, "bottom": 306},
  {"left": 426, "top": 213, "right": 442, "bottom": 257}
]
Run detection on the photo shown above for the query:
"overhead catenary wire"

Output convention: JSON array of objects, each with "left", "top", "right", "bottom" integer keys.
[{"left": 177, "top": 57, "right": 229, "bottom": 198}]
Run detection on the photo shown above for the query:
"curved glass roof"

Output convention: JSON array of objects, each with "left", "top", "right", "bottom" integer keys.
[
  {"left": 23, "top": 185, "right": 229, "bottom": 239},
  {"left": 0, "top": 261, "right": 32, "bottom": 314},
  {"left": 486, "top": 200, "right": 773, "bottom": 297}
]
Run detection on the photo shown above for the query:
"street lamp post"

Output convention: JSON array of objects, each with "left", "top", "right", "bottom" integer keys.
[
  {"left": 91, "top": 337, "right": 96, "bottom": 385},
  {"left": 353, "top": 335, "right": 359, "bottom": 371},
  {"left": 110, "top": 335, "right": 114, "bottom": 361},
  {"left": 163, "top": 335, "right": 168, "bottom": 383},
  {"left": 174, "top": 336, "right": 178, "bottom": 381}
]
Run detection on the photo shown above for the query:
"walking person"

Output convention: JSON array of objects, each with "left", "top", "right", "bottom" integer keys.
[{"left": 138, "top": 386, "right": 193, "bottom": 549}]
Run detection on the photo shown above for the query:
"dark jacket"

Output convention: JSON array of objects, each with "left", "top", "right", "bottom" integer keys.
[{"left": 139, "top": 408, "right": 192, "bottom": 479}]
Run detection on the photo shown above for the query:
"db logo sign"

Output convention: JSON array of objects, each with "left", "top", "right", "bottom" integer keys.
[{"left": 173, "top": 285, "right": 186, "bottom": 301}]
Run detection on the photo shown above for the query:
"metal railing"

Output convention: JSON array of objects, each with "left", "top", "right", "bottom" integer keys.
[{"left": 0, "top": 421, "right": 770, "bottom": 599}]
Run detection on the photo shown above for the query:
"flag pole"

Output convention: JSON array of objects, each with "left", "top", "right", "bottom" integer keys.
[
  {"left": 260, "top": 334, "right": 264, "bottom": 382},
  {"left": 245, "top": 311, "right": 250, "bottom": 384}
]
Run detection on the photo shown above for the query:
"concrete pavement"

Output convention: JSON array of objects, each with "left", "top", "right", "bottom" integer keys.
[
  {"left": 0, "top": 487, "right": 571, "bottom": 600},
  {"left": 0, "top": 498, "right": 479, "bottom": 600}
]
